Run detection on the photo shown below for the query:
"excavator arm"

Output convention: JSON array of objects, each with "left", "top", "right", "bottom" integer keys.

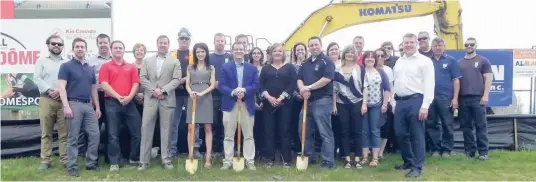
[{"left": 282, "top": 0, "right": 463, "bottom": 51}]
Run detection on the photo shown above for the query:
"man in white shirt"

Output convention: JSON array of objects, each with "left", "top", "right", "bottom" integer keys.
[{"left": 391, "top": 33, "right": 435, "bottom": 178}]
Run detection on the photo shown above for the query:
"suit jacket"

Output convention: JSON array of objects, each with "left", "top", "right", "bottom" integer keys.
[
  {"left": 218, "top": 60, "right": 259, "bottom": 116},
  {"left": 139, "top": 53, "right": 181, "bottom": 108}
]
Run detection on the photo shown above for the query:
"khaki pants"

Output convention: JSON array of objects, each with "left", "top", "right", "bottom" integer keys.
[
  {"left": 223, "top": 103, "right": 255, "bottom": 164},
  {"left": 39, "top": 96, "right": 67, "bottom": 164}
]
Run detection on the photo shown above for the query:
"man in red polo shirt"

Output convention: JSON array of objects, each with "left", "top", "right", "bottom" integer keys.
[
  {"left": 99, "top": 40, "right": 141, "bottom": 172},
  {"left": 353, "top": 36, "right": 364, "bottom": 65}
]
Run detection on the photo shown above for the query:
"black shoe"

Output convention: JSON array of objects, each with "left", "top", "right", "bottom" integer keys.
[
  {"left": 320, "top": 161, "right": 335, "bottom": 170},
  {"left": 85, "top": 165, "right": 100, "bottom": 171},
  {"left": 67, "top": 169, "right": 80, "bottom": 177},
  {"left": 405, "top": 169, "right": 422, "bottom": 178},
  {"left": 466, "top": 152, "right": 476, "bottom": 158},
  {"left": 394, "top": 163, "right": 411, "bottom": 170},
  {"left": 38, "top": 163, "right": 50, "bottom": 171}
]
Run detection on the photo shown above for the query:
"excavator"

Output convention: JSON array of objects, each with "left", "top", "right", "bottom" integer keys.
[{"left": 280, "top": 0, "right": 464, "bottom": 51}]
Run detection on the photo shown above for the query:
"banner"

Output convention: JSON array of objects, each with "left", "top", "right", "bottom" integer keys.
[
  {"left": 513, "top": 49, "right": 536, "bottom": 77},
  {"left": 1, "top": 18, "right": 112, "bottom": 120},
  {"left": 446, "top": 50, "right": 513, "bottom": 107}
]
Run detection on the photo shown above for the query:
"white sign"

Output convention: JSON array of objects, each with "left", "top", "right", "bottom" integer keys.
[
  {"left": 513, "top": 49, "right": 536, "bottom": 77},
  {"left": 0, "top": 18, "right": 112, "bottom": 73}
]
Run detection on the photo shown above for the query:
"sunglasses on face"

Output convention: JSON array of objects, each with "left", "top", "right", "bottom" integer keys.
[
  {"left": 377, "top": 55, "right": 384, "bottom": 58},
  {"left": 399, "top": 48, "right": 403, "bottom": 52},
  {"left": 50, "top": 42, "right": 63, "bottom": 46},
  {"left": 418, "top": 37, "right": 429, "bottom": 41},
  {"left": 383, "top": 47, "right": 392, "bottom": 50},
  {"left": 464, "top": 43, "right": 475, "bottom": 48},
  {"left": 179, "top": 37, "right": 190, "bottom": 41}
]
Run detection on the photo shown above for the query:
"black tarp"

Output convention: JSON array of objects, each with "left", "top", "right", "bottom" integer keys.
[{"left": 2, "top": 114, "right": 535, "bottom": 159}]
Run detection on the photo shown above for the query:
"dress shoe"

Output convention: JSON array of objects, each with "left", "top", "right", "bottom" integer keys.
[
  {"left": 405, "top": 169, "right": 421, "bottom": 178},
  {"left": 67, "top": 169, "right": 80, "bottom": 177}
]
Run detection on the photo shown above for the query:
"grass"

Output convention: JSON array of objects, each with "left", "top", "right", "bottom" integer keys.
[{"left": 2, "top": 151, "right": 535, "bottom": 181}]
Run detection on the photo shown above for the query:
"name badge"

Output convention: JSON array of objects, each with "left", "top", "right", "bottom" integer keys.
[{"left": 474, "top": 62, "right": 479, "bottom": 68}]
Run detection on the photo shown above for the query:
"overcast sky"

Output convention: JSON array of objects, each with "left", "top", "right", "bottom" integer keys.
[{"left": 112, "top": 0, "right": 536, "bottom": 52}]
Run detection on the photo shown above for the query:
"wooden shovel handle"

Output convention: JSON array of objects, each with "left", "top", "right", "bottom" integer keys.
[
  {"left": 189, "top": 97, "right": 197, "bottom": 159},
  {"left": 300, "top": 99, "right": 308, "bottom": 155},
  {"left": 237, "top": 100, "right": 242, "bottom": 156}
]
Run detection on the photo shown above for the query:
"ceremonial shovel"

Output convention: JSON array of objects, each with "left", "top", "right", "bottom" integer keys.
[
  {"left": 232, "top": 100, "right": 245, "bottom": 172},
  {"left": 185, "top": 97, "right": 198, "bottom": 175},
  {"left": 296, "top": 99, "right": 309, "bottom": 171}
]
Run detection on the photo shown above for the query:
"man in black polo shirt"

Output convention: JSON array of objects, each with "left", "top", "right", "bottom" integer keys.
[
  {"left": 297, "top": 36, "right": 336, "bottom": 170},
  {"left": 457, "top": 37, "right": 491, "bottom": 161},
  {"left": 58, "top": 38, "right": 102, "bottom": 177},
  {"left": 417, "top": 31, "right": 434, "bottom": 58}
]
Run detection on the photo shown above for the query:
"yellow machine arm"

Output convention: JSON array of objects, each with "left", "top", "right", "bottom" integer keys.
[{"left": 282, "top": 0, "right": 463, "bottom": 50}]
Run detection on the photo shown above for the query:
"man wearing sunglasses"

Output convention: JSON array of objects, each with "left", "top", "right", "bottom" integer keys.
[
  {"left": 457, "top": 37, "right": 491, "bottom": 161},
  {"left": 417, "top": 31, "right": 434, "bottom": 58},
  {"left": 34, "top": 35, "right": 69, "bottom": 171},
  {"left": 169, "top": 27, "right": 202, "bottom": 159},
  {"left": 381, "top": 41, "right": 400, "bottom": 68}
]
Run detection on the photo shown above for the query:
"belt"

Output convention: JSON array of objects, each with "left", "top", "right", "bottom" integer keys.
[
  {"left": 68, "top": 98, "right": 91, "bottom": 103},
  {"left": 191, "top": 82, "right": 209, "bottom": 85},
  {"left": 394, "top": 94, "right": 422, "bottom": 101}
]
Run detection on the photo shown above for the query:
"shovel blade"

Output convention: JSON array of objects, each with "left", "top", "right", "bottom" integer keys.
[
  {"left": 296, "top": 156, "right": 309, "bottom": 171},
  {"left": 185, "top": 159, "right": 198, "bottom": 175},
  {"left": 232, "top": 157, "right": 245, "bottom": 172}
]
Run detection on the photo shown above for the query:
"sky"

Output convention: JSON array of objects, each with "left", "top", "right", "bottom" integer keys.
[
  {"left": 110, "top": 0, "right": 535, "bottom": 113},
  {"left": 112, "top": 0, "right": 536, "bottom": 52}
]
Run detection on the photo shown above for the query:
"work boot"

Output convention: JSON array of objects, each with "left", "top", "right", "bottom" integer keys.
[
  {"left": 38, "top": 163, "right": 50, "bottom": 171},
  {"left": 220, "top": 163, "right": 232, "bottom": 170}
]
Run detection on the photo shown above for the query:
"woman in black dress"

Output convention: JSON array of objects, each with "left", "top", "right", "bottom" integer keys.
[{"left": 259, "top": 43, "right": 297, "bottom": 168}]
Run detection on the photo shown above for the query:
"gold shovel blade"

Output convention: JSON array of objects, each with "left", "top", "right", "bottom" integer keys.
[
  {"left": 296, "top": 156, "right": 309, "bottom": 171},
  {"left": 232, "top": 157, "right": 245, "bottom": 172},
  {"left": 185, "top": 159, "right": 198, "bottom": 175}
]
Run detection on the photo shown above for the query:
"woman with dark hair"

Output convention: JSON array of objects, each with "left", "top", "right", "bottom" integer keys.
[
  {"left": 259, "top": 43, "right": 297, "bottom": 168},
  {"left": 332, "top": 45, "right": 365, "bottom": 168},
  {"left": 290, "top": 42, "right": 308, "bottom": 153},
  {"left": 185, "top": 42, "right": 216, "bottom": 168},
  {"left": 327, "top": 42, "right": 342, "bottom": 68},
  {"left": 375, "top": 48, "right": 395, "bottom": 159},
  {"left": 360, "top": 51, "right": 391, "bottom": 167},
  {"left": 249, "top": 47, "right": 265, "bottom": 160}
]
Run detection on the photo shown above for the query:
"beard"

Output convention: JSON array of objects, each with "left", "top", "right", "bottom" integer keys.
[
  {"left": 49, "top": 48, "right": 62, "bottom": 55},
  {"left": 466, "top": 50, "right": 475, "bottom": 54}
]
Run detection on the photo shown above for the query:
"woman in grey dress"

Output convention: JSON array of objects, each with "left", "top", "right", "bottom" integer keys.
[{"left": 186, "top": 43, "right": 216, "bottom": 168}]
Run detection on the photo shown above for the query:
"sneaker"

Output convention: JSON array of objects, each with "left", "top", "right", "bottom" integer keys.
[
  {"left": 344, "top": 161, "right": 352, "bottom": 169},
  {"left": 163, "top": 162, "right": 173, "bottom": 170},
  {"left": 478, "top": 155, "right": 488, "bottom": 161},
  {"left": 354, "top": 162, "right": 363, "bottom": 169},
  {"left": 432, "top": 152, "right": 440, "bottom": 157},
  {"left": 320, "top": 161, "right": 335, "bottom": 170},
  {"left": 109, "top": 165, "right": 119, "bottom": 172},
  {"left": 282, "top": 162, "right": 291, "bottom": 169},
  {"left": 246, "top": 162, "right": 256, "bottom": 170},
  {"left": 265, "top": 161, "right": 274, "bottom": 168},
  {"left": 220, "top": 163, "right": 232, "bottom": 170},
  {"left": 137, "top": 163, "right": 149, "bottom": 171},
  {"left": 38, "top": 163, "right": 50, "bottom": 171}
]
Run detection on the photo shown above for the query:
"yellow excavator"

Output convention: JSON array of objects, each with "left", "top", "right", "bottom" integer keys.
[{"left": 281, "top": 0, "right": 464, "bottom": 51}]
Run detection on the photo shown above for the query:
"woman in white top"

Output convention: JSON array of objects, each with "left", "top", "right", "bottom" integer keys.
[
  {"left": 375, "top": 48, "right": 395, "bottom": 159},
  {"left": 332, "top": 45, "right": 365, "bottom": 168}
]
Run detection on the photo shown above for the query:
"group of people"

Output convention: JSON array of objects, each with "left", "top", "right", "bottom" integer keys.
[{"left": 34, "top": 28, "right": 492, "bottom": 178}]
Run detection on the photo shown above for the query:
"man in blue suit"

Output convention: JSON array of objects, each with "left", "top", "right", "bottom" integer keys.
[{"left": 218, "top": 42, "right": 259, "bottom": 170}]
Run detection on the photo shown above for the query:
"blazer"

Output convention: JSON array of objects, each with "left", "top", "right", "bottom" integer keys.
[
  {"left": 139, "top": 53, "right": 181, "bottom": 108},
  {"left": 218, "top": 60, "right": 259, "bottom": 116}
]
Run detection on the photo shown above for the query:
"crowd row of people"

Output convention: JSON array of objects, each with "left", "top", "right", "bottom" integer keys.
[{"left": 34, "top": 28, "right": 491, "bottom": 178}]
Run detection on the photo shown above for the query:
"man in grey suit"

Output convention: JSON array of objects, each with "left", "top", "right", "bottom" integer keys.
[{"left": 138, "top": 35, "right": 181, "bottom": 171}]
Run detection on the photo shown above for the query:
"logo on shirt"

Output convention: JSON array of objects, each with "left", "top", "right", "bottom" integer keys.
[
  {"left": 225, "top": 58, "right": 229, "bottom": 63},
  {"left": 315, "top": 64, "right": 319, "bottom": 71},
  {"left": 474, "top": 62, "right": 479, "bottom": 68},
  {"left": 442, "top": 63, "right": 448, "bottom": 69}
]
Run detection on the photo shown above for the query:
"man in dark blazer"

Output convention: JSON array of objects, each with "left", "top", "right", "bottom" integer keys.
[{"left": 218, "top": 42, "right": 259, "bottom": 170}]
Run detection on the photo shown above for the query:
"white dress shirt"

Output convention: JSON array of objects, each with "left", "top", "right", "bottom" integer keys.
[
  {"left": 156, "top": 55, "right": 165, "bottom": 76},
  {"left": 392, "top": 52, "right": 435, "bottom": 109}
]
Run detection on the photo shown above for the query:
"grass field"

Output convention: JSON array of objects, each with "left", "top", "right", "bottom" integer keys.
[{"left": 2, "top": 150, "right": 535, "bottom": 181}]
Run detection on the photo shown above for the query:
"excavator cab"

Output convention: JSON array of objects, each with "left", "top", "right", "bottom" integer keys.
[{"left": 224, "top": 35, "right": 233, "bottom": 52}]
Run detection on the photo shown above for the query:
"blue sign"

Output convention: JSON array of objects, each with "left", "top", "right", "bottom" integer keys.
[{"left": 446, "top": 50, "right": 513, "bottom": 107}]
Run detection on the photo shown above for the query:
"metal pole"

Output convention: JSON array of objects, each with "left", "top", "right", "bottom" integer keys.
[{"left": 110, "top": 0, "right": 114, "bottom": 40}]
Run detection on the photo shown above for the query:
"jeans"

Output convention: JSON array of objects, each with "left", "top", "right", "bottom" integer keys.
[
  {"left": 426, "top": 96, "right": 455, "bottom": 154},
  {"left": 394, "top": 94, "right": 425, "bottom": 171},
  {"left": 459, "top": 95, "right": 489, "bottom": 156},
  {"left": 299, "top": 97, "right": 335, "bottom": 163},
  {"left": 105, "top": 98, "right": 141, "bottom": 165},
  {"left": 336, "top": 102, "right": 363, "bottom": 157},
  {"left": 66, "top": 101, "right": 100, "bottom": 170},
  {"left": 170, "top": 95, "right": 200, "bottom": 155},
  {"left": 362, "top": 105, "right": 382, "bottom": 148}
]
